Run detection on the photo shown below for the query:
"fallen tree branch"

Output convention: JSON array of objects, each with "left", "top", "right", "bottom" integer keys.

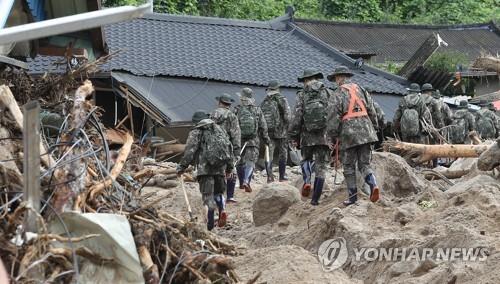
[{"left": 383, "top": 138, "right": 489, "bottom": 163}]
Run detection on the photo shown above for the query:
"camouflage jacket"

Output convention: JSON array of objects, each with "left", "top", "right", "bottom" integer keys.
[
  {"left": 476, "top": 108, "right": 500, "bottom": 137},
  {"left": 289, "top": 80, "right": 330, "bottom": 147},
  {"left": 211, "top": 106, "right": 241, "bottom": 156},
  {"left": 262, "top": 91, "right": 291, "bottom": 139},
  {"left": 373, "top": 101, "right": 386, "bottom": 131},
  {"left": 393, "top": 93, "right": 432, "bottom": 134},
  {"left": 452, "top": 109, "right": 476, "bottom": 131},
  {"left": 423, "top": 94, "right": 444, "bottom": 128},
  {"left": 178, "top": 120, "right": 232, "bottom": 176},
  {"left": 327, "top": 81, "right": 378, "bottom": 150},
  {"left": 439, "top": 100, "right": 453, "bottom": 126},
  {"left": 234, "top": 105, "right": 270, "bottom": 147}
]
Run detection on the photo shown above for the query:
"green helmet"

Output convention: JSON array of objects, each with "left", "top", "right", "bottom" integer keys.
[
  {"left": 215, "top": 93, "right": 235, "bottom": 105},
  {"left": 192, "top": 110, "right": 209, "bottom": 124}
]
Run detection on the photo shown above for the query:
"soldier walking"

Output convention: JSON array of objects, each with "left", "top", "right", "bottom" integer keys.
[
  {"left": 475, "top": 100, "right": 500, "bottom": 139},
  {"left": 211, "top": 94, "right": 241, "bottom": 204},
  {"left": 289, "top": 68, "right": 330, "bottom": 206},
  {"left": 327, "top": 66, "right": 380, "bottom": 206},
  {"left": 177, "top": 111, "right": 234, "bottom": 230},
  {"left": 372, "top": 101, "right": 386, "bottom": 149},
  {"left": 235, "top": 88, "right": 270, "bottom": 193},
  {"left": 449, "top": 100, "right": 476, "bottom": 144},
  {"left": 421, "top": 83, "right": 444, "bottom": 130},
  {"left": 260, "top": 80, "right": 291, "bottom": 182},
  {"left": 393, "top": 83, "right": 431, "bottom": 143}
]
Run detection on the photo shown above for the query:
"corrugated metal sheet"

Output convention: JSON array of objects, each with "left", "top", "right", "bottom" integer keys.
[
  {"left": 295, "top": 19, "right": 500, "bottom": 63},
  {"left": 111, "top": 72, "right": 402, "bottom": 124}
]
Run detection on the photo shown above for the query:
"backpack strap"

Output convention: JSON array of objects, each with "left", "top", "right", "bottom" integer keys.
[{"left": 341, "top": 83, "right": 368, "bottom": 121}]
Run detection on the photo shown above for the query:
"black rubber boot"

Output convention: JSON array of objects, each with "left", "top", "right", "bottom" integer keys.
[
  {"left": 226, "top": 175, "right": 236, "bottom": 201},
  {"left": 311, "top": 177, "right": 325, "bottom": 206},
  {"left": 265, "top": 161, "right": 274, "bottom": 183},
  {"left": 343, "top": 188, "right": 358, "bottom": 206},
  {"left": 279, "top": 159, "right": 288, "bottom": 181},
  {"left": 243, "top": 166, "right": 254, "bottom": 192},
  {"left": 364, "top": 173, "right": 380, "bottom": 202},
  {"left": 237, "top": 165, "right": 244, "bottom": 189},
  {"left": 207, "top": 209, "right": 215, "bottom": 230}
]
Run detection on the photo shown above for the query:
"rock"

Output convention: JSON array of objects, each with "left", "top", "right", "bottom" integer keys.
[
  {"left": 253, "top": 183, "right": 301, "bottom": 226},
  {"left": 478, "top": 139, "right": 500, "bottom": 171},
  {"left": 394, "top": 203, "right": 422, "bottom": 226},
  {"left": 356, "top": 152, "right": 431, "bottom": 198},
  {"left": 412, "top": 259, "right": 438, "bottom": 277},
  {"left": 389, "top": 261, "right": 419, "bottom": 277}
]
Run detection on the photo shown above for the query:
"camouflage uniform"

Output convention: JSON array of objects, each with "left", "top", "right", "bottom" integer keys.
[
  {"left": 234, "top": 88, "right": 270, "bottom": 192},
  {"left": 262, "top": 81, "right": 291, "bottom": 181},
  {"left": 211, "top": 94, "right": 241, "bottom": 203},
  {"left": 475, "top": 101, "right": 500, "bottom": 139},
  {"left": 449, "top": 101, "right": 476, "bottom": 144},
  {"left": 289, "top": 69, "right": 330, "bottom": 205},
  {"left": 393, "top": 84, "right": 432, "bottom": 143},
  {"left": 177, "top": 111, "right": 233, "bottom": 230},
  {"left": 373, "top": 101, "right": 386, "bottom": 149},
  {"left": 327, "top": 69, "right": 380, "bottom": 206}
]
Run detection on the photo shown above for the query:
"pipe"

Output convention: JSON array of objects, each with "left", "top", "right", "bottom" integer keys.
[
  {"left": 0, "top": 3, "right": 152, "bottom": 45},
  {"left": 0, "top": 0, "right": 16, "bottom": 28}
]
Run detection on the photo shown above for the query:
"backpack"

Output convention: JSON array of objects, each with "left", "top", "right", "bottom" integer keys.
[
  {"left": 401, "top": 108, "right": 420, "bottom": 138},
  {"left": 303, "top": 89, "right": 327, "bottom": 131},
  {"left": 261, "top": 96, "right": 280, "bottom": 132},
  {"left": 200, "top": 123, "right": 232, "bottom": 167},
  {"left": 476, "top": 111, "right": 495, "bottom": 139},
  {"left": 449, "top": 117, "right": 467, "bottom": 144},
  {"left": 238, "top": 106, "right": 258, "bottom": 139}
]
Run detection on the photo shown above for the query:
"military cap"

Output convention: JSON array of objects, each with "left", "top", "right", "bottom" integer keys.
[
  {"left": 458, "top": 100, "right": 468, "bottom": 109},
  {"left": 298, "top": 68, "right": 324, "bottom": 82},
  {"left": 327, "top": 66, "right": 354, "bottom": 81},
  {"left": 267, "top": 80, "right": 280, "bottom": 90},
  {"left": 192, "top": 110, "right": 209, "bottom": 124},
  {"left": 215, "top": 93, "right": 235, "bottom": 104},
  {"left": 432, "top": 90, "right": 441, "bottom": 99},
  {"left": 407, "top": 83, "right": 421, "bottom": 93},
  {"left": 238, "top": 87, "right": 254, "bottom": 99},
  {"left": 421, "top": 83, "right": 434, "bottom": 92}
]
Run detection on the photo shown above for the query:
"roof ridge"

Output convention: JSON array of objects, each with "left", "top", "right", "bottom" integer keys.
[
  {"left": 295, "top": 18, "right": 494, "bottom": 30},
  {"left": 142, "top": 13, "right": 280, "bottom": 30}
]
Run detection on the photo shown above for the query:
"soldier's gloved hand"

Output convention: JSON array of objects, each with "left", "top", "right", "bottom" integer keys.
[{"left": 225, "top": 170, "right": 234, "bottom": 179}]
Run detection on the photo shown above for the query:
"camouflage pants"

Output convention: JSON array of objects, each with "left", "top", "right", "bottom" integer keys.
[
  {"left": 198, "top": 175, "right": 226, "bottom": 210},
  {"left": 237, "top": 146, "right": 259, "bottom": 168},
  {"left": 343, "top": 144, "right": 373, "bottom": 189},
  {"left": 269, "top": 138, "right": 288, "bottom": 164},
  {"left": 301, "top": 145, "right": 330, "bottom": 178}
]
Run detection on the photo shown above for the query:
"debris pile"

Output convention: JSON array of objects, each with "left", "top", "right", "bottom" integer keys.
[{"left": 0, "top": 63, "right": 240, "bottom": 283}]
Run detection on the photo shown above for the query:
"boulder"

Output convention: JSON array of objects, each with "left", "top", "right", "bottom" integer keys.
[
  {"left": 253, "top": 183, "right": 301, "bottom": 226},
  {"left": 477, "top": 139, "right": 500, "bottom": 171}
]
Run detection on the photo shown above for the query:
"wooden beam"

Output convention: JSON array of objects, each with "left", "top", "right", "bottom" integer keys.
[{"left": 23, "top": 101, "right": 41, "bottom": 232}]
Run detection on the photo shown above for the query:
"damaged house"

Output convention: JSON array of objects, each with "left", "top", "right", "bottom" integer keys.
[
  {"left": 294, "top": 19, "right": 500, "bottom": 97},
  {"left": 87, "top": 9, "right": 408, "bottom": 142}
]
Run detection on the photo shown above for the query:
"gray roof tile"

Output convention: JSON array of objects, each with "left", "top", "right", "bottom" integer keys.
[{"left": 104, "top": 13, "right": 408, "bottom": 95}]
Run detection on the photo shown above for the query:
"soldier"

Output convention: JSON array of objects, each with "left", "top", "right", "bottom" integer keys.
[
  {"left": 421, "top": 83, "right": 444, "bottom": 129},
  {"left": 289, "top": 68, "right": 330, "bottom": 206},
  {"left": 373, "top": 101, "right": 386, "bottom": 149},
  {"left": 327, "top": 66, "right": 380, "bottom": 206},
  {"left": 393, "top": 83, "right": 431, "bottom": 143},
  {"left": 260, "top": 80, "right": 291, "bottom": 182},
  {"left": 177, "top": 110, "right": 234, "bottom": 230},
  {"left": 211, "top": 94, "right": 241, "bottom": 204},
  {"left": 449, "top": 100, "right": 476, "bottom": 144},
  {"left": 235, "top": 88, "right": 270, "bottom": 193},
  {"left": 433, "top": 90, "right": 453, "bottom": 126},
  {"left": 476, "top": 100, "right": 500, "bottom": 139}
]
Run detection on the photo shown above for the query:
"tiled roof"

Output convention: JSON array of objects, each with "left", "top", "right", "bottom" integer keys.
[
  {"left": 104, "top": 13, "right": 408, "bottom": 95},
  {"left": 295, "top": 19, "right": 500, "bottom": 63}
]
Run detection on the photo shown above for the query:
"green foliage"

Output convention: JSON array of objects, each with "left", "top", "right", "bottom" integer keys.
[
  {"left": 102, "top": 0, "right": 500, "bottom": 25},
  {"left": 425, "top": 51, "right": 468, "bottom": 72},
  {"left": 374, "top": 61, "right": 403, "bottom": 74}
]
